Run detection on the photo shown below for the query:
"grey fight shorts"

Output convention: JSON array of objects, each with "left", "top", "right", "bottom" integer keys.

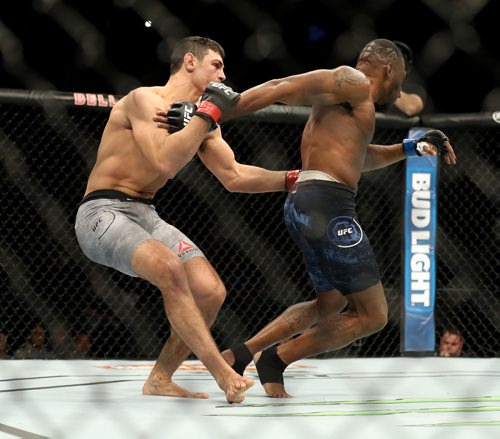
[{"left": 74, "top": 190, "right": 205, "bottom": 277}]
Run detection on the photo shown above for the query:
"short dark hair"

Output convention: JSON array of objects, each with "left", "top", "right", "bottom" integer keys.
[
  {"left": 357, "top": 38, "right": 403, "bottom": 67},
  {"left": 393, "top": 41, "right": 413, "bottom": 72},
  {"left": 442, "top": 326, "right": 464, "bottom": 340},
  {"left": 170, "top": 36, "right": 225, "bottom": 74}
]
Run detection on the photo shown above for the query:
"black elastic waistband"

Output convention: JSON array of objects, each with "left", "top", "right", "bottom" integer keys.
[
  {"left": 295, "top": 179, "right": 357, "bottom": 196},
  {"left": 80, "top": 189, "right": 154, "bottom": 206}
]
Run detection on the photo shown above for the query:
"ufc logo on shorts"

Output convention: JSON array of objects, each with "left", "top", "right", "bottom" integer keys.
[
  {"left": 92, "top": 216, "right": 103, "bottom": 232},
  {"left": 338, "top": 228, "right": 353, "bottom": 236}
]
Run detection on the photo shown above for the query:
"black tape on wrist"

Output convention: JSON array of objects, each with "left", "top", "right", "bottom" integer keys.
[
  {"left": 229, "top": 343, "right": 253, "bottom": 375},
  {"left": 256, "top": 345, "right": 288, "bottom": 385}
]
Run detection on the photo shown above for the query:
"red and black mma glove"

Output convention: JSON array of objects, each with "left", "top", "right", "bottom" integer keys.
[
  {"left": 167, "top": 101, "right": 220, "bottom": 133},
  {"left": 194, "top": 82, "right": 240, "bottom": 127},
  {"left": 403, "top": 129, "right": 449, "bottom": 157},
  {"left": 167, "top": 102, "right": 196, "bottom": 134},
  {"left": 285, "top": 169, "right": 300, "bottom": 191}
]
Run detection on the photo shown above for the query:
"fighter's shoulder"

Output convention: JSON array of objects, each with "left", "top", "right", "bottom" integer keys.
[
  {"left": 331, "top": 66, "right": 370, "bottom": 87},
  {"left": 329, "top": 66, "right": 370, "bottom": 105},
  {"left": 123, "top": 87, "right": 164, "bottom": 115},
  {"left": 128, "top": 86, "right": 162, "bottom": 102}
]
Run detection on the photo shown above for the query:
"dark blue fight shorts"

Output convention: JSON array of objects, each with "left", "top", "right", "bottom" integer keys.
[{"left": 284, "top": 176, "right": 380, "bottom": 295}]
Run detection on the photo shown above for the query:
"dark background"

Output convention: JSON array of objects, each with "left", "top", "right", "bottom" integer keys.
[{"left": 1, "top": 0, "right": 499, "bottom": 113}]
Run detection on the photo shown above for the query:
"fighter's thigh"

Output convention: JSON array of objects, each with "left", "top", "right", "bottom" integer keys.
[
  {"left": 75, "top": 204, "right": 151, "bottom": 276},
  {"left": 316, "top": 283, "right": 387, "bottom": 326},
  {"left": 131, "top": 239, "right": 184, "bottom": 287},
  {"left": 315, "top": 290, "right": 349, "bottom": 320},
  {"left": 150, "top": 219, "right": 205, "bottom": 262},
  {"left": 345, "top": 281, "right": 388, "bottom": 322}
]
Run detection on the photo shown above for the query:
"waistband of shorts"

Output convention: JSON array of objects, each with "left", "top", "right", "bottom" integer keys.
[
  {"left": 296, "top": 170, "right": 341, "bottom": 184},
  {"left": 294, "top": 178, "right": 357, "bottom": 196},
  {"left": 80, "top": 189, "right": 155, "bottom": 206}
]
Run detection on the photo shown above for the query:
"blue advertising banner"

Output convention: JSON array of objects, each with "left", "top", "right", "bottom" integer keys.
[{"left": 403, "top": 128, "right": 437, "bottom": 353}]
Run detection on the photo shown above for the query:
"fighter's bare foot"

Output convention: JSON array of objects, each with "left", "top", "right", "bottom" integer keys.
[
  {"left": 142, "top": 375, "right": 208, "bottom": 399},
  {"left": 263, "top": 383, "right": 292, "bottom": 398},
  {"left": 220, "top": 375, "right": 255, "bottom": 403},
  {"left": 254, "top": 348, "right": 292, "bottom": 398}
]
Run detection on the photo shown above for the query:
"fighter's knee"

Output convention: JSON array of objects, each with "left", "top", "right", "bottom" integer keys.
[
  {"left": 214, "top": 282, "right": 227, "bottom": 304},
  {"left": 373, "top": 312, "right": 388, "bottom": 332},
  {"left": 362, "top": 310, "right": 388, "bottom": 335},
  {"left": 200, "top": 280, "right": 227, "bottom": 307}
]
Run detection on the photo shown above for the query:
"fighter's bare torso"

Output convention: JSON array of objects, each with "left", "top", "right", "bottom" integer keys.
[
  {"left": 84, "top": 87, "right": 171, "bottom": 198},
  {"left": 224, "top": 66, "right": 385, "bottom": 190},
  {"left": 300, "top": 99, "right": 376, "bottom": 189}
]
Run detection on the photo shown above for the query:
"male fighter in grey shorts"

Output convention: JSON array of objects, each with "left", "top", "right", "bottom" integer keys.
[
  {"left": 74, "top": 36, "right": 299, "bottom": 403},
  {"left": 76, "top": 190, "right": 204, "bottom": 277}
]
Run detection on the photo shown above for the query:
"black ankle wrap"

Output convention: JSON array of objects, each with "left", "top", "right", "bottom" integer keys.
[
  {"left": 229, "top": 343, "right": 253, "bottom": 375},
  {"left": 256, "top": 345, "right": 288, "bottom": 385}
]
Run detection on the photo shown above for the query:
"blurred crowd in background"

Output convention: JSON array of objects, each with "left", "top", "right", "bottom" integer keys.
[{"left": 0, "top": 0, "right": 498, "bottom": 113}]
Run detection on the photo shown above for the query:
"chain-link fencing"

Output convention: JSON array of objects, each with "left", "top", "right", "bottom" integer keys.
[{"left": 0, "top": 91, "right": 498, "bottom": 360}]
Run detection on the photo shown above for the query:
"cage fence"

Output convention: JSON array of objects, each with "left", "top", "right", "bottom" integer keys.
[{"left": 0, "top": 91, "right": 498, "bottom": 361}]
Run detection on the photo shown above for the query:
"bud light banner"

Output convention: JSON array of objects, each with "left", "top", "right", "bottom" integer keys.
[{"left": 402, "top": 128, "right": 437, "bottom": 353}]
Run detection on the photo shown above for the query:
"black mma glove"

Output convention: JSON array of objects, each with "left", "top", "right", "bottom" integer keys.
[
  {"left": 403, "top": 129, "right": 449, "bottom": 157},
  {"left": 167, "top": 101, "right": 218, "bottom": 133},
  {"left": 194, "top": 82, "right": 240, "bottom": 126},
  {"left": 167, "top": 101, "right": 196, "bottom": 134}
]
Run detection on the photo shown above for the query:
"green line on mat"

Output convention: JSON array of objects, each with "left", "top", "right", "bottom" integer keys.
[
  {"left": 217, "top": 395, "right": 500, "bottom": 408},
  {"left": 211, "top": 405, "right": 500, "bottom": 417}
]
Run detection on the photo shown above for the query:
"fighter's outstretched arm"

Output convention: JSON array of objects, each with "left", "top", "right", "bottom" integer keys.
[
  {"left": 197, "top": 132, "right": 292, "bottom": 193},
  {"left": 223, "top": 66, "right": 370, "bottom": 121}
]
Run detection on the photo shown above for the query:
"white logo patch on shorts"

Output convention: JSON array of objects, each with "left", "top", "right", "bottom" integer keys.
[{"left": 327, "top": 216, "right": 363, "bottom": 248}]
